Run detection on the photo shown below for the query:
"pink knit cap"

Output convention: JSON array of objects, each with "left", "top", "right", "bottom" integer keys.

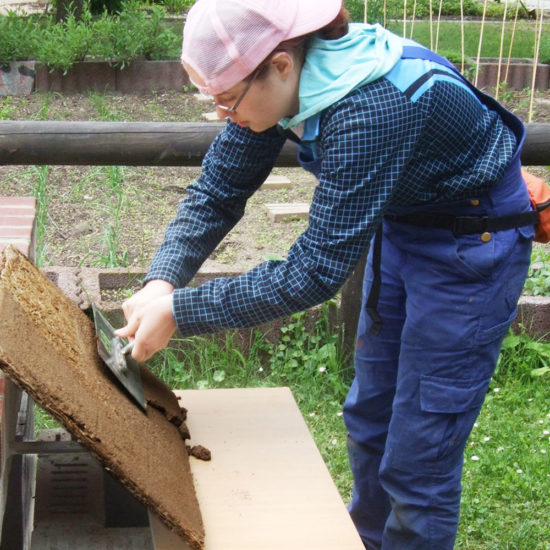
[{"left": 181, "top": 0, "right": 342, "bottom": 95}]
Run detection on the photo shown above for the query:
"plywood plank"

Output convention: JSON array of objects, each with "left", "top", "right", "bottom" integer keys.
[
  {"left": 152, "top": 388, "right": 364, "bottom": 550},
  {"left": 0, "top": 245, "right": 204, "bottom": 549}
]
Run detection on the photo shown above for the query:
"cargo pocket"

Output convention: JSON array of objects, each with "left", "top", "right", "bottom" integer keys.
[{"left": 419, "top": 374, "right": 490, "bottom": 466}]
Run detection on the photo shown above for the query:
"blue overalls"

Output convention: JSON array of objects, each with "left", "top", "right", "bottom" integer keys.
[{"left": 289, "top": 46, "right": 534, "bottom": 549}]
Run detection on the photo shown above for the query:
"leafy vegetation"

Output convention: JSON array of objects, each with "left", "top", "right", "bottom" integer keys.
[
  {"left": 524, "top": 246, "right": 550, "bottom": 296},
  {"left": 149, "top": 312, "right": 549, "bottom": 545},
  {"left": 34, "top": 302, "right": 550, "bottom": 544},
  {"left": 0, "top": 2, "right": 180, "bottom": 72}
]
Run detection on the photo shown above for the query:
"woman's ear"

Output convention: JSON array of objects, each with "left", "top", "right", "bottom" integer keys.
[{"left": 270, "top": 52, "right": 296, "bottom": 80}]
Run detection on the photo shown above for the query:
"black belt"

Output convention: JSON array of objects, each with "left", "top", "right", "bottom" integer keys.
[
  {"left": 384, "top": 210, "right": 539, "bottom": 235},
  {"left": 365, "top": 210, "right": 538, "bottom": 335}
]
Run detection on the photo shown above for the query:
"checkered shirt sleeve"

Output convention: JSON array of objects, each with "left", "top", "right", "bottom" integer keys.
[
  {"left": 145, "top": 124, "right": 285, "bottom": 288},
  {"left": 146, "top": 78, "right": 516, "bottom": 337}
]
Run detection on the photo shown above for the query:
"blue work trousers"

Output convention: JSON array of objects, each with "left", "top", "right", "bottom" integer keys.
[{"left": 343, "top": 169, "right": 533, "bottom": 549}]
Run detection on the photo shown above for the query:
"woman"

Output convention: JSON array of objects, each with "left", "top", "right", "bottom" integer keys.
[{"left": 116, "top": 1, "right": 534, "bottom": 548}]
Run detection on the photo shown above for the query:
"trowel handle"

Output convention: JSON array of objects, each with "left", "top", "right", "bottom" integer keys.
[{"left": 121, "top": 341, "right": 135, "bottom": 356}]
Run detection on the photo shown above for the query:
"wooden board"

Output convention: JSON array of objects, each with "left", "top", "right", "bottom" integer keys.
[
  {"left": 265, "top": 203, "right": 310, "bottom": 222},
  {"left": 261, "top": 175, "right": 291, "bottom": 190},
  {"left": 0, "top": 245, "right": 204, "bottom": 549},
  {"left": 151, "top": 388, "right": 364, "bottom": 550}
]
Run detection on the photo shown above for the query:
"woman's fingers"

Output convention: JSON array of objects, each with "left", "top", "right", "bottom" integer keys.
[
  {"left": 115, "top": 294, "right": 177, "bottom": 362},
  {"left": 132, "top": 295, "right": 177, "bottom": 362},
  {"left": 115, "top": 279, "right": 175, "bottom": 342}
]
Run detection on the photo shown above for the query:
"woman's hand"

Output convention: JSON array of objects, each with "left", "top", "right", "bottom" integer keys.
[{"left": 115, "top": 279, "right": 177, "bottom": 362}]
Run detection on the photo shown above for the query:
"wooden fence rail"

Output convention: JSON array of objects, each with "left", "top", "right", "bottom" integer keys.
[{"left": 1, "top": 121, "right": 549, "bottom": 166}]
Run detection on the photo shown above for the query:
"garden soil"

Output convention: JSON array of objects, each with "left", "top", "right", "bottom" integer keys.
[{"left": 1, "top": 89, "right": 549, "bottom": 272}]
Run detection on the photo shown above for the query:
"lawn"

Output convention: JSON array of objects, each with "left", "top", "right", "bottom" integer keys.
[{"left": 385, "top": 20, "right": 550, "bottom": 63}]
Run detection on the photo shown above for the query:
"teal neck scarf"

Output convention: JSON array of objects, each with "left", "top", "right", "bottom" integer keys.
[{"left": 279, "top": 23, "right": 403, "bottom": 129}]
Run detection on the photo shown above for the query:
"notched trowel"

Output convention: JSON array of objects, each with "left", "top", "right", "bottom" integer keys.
[{"left": 92, "top": 304, "right": 147, "bottom": 410}]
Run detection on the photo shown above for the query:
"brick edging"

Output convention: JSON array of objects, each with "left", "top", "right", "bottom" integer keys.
[
  {"left": 0, "top": 195, "right": 36, "bottom": 423},
  {"left": 1, "top": 59, "right": 549, "bottom": 96}
]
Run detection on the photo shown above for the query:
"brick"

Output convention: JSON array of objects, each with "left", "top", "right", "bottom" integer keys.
[
  {"left": 0, "top": 240, "right": 31, "bottom": 256},
  {"left": 0, "top": 197, "right": 36, "bottom": 208},
  {"left": 0, "top": 227, "right": 33, "bottom": 239},
  {"left": 0, "top": 207, "right": 36, "bottom": 218},
  {"left": 0, "top": 216, "right": 36, "bottom": 227}
]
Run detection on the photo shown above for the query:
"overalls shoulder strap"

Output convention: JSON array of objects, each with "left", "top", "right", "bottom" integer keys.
[{"left": 400, "top": 44, "right": 526, "bottom": 155}]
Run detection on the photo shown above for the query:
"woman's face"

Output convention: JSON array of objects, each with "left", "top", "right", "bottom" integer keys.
[{"left": 185, "top": 52, "right": 301, "bottom": 133}]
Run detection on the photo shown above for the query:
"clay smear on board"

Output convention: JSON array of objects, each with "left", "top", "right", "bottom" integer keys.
[{"left": 0, "top": 245, "right": 205, "bottom": 549}]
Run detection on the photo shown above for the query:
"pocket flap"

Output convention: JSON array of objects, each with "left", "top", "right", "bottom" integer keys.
[{"left": 420, "top": 375, "right": 489, "bottom": 414}]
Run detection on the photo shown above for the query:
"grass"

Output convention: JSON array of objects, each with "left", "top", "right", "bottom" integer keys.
[
  {"left": 386, "top": 20, "right": 550, "bottom": 63},
  {"left": 457, "top": 332, "right": 550, "bottom": 548},
  {"left": 30, "top": 165, "right": 51, "bottom": 268},
  {"left": 147, "top": 302, "right": 354, "bottom": 496},
  {"left": 31, "top": 277, "right": 550, "bottom": 547},
  {"left": 161, "top": 16, "right": 550, "bottom": 63}
]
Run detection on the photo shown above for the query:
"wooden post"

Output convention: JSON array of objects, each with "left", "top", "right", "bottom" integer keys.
[{"left": 339, "top": 252, "right": 368, "bottom": 365}]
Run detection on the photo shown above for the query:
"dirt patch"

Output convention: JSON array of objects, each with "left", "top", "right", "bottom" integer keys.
[{"left": 1, "top": 88, "right": 549, "bottom": 272}]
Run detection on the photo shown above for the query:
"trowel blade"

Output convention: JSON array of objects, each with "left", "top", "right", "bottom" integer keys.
[{"left": 92, "top": 304, "right": 147, "bottom": 410}]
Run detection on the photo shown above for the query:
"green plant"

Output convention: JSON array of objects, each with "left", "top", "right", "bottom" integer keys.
[
  {"left": 346, "top": 0, "right": 529, "bottom": 23},
  {"left": 31, "top": 165, "right": 52, "bottom": 267},
  {"left": 157, "top": 0, "right": 194, "bottom": 14},
  {"left": 495, "top": 331, "right": 550, "bottom": 382},
  {"left": 458, "top": 359, "right": 549, "bottom": 548},
  {"left": 138, "top": 4, "right": 180, "bottom": 61},
  {"left": 0, "top": 97, "right": 16, "bottom": 119},
  {"left": 87, "top": 2, "right": 179, "bottom": 68},
  {"left": 0, "top": 2, "right": 180, "bottom": 72},
  {"left": 385, "top": 20, "right": 550, "bottom": 62},
  {"left": 87, "top": 90, "right": 126, "bottom": 120},
  {"left": 0, "top": 11, "right": 40, "bottom": 64},
  {"left": 36, "top": 11, "right": 93, "bottom": 73},
  {"left": 523, "top": 247, "right": 550, "bottom": 296},
  {"left": 33, "top": 92, "right": 63, "bottom": 120},
  {"left": 91, "top": 166, "right": 129, "bottom": 267},
  {"left": 89, "top": 0, "right": 125, "bottom": 14}
]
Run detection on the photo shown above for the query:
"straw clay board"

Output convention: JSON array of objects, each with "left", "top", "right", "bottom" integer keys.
[{"left": 0, "top": 245, "right": 204, "bottom": 550}]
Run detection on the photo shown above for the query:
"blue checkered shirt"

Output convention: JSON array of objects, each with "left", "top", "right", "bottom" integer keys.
[{"left": 145, "top": 74, "right": 516, "bottom": 336}]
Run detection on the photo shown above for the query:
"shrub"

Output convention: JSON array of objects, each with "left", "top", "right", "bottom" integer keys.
[
  {"left": 0, "top": 2, "right": 180, "bottom": 72},
  {"left": 36, "top": 12, "right": 93, "bottom": 72},
  {"left": 0, "top": 12, "right": 40, "bottom": 65}
]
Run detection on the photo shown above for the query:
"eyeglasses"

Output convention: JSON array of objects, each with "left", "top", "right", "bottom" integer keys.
[{"left": 215, "top": 69, "right": 259, "bottom": 114}]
